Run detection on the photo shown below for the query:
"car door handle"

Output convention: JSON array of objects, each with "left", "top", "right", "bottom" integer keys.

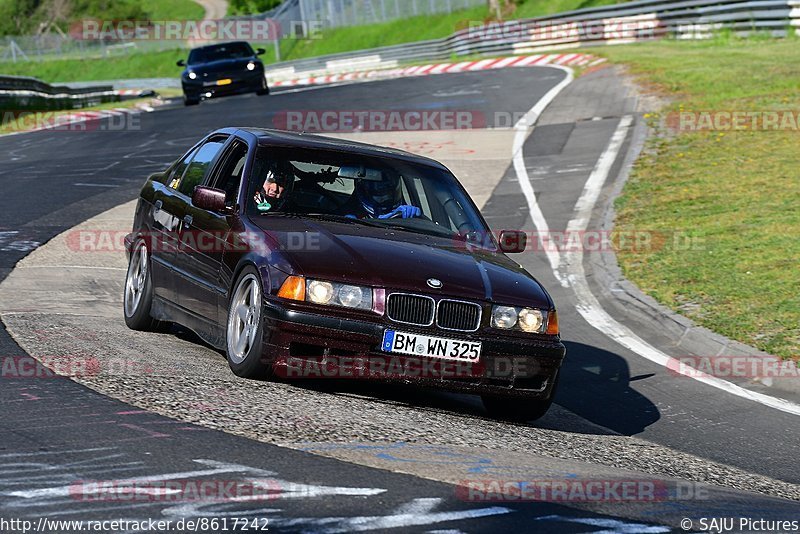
[
  {"left": 183, "top": 215, "right": 193, "bottom": 226},
  {"left": 154, "top": 200, "right": 162, "bottom": 212}
]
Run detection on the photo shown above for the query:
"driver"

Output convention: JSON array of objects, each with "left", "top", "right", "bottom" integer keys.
[{"left": 344, "top": 172, "right": 421, "bottom": 219}]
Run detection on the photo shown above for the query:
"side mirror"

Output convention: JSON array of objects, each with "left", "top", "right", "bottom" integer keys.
[
  {"left": 256, "top": 48, "right": 266, "bottom": 55},
  {"left": 176, "top": 59, "right": 186, "bottom": 67},
  {"left": 193, "top": 186, "right": 227, "bottom": 212},
  {"left": 498, "top": 230, "right": 527, "bottom": 253}
]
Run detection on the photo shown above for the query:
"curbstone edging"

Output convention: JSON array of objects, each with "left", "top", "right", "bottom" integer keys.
[
  {"left": 593, "top": 103, "right": 800, "bottom": 396},
  {"left": 269, "top": 53, "right": 603, "bottom": 88}
]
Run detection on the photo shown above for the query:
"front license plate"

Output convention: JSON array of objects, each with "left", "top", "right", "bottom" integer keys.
[
  {"left": 382, "top": 330, "right": 481, "bottom": 362},
  {"left": 217, "top": 78, "right": 232, "bottom": 86}
]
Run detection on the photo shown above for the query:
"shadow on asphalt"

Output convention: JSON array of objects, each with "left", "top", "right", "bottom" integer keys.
[
  {"left": 555, "top": 341, "right": 660, "bottom": 436},
  {"left": 171, "top": 325, "right": 659, "bottom": 435}
]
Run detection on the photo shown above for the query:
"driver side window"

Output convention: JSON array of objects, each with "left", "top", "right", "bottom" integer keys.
[
  {"left": 211, "top": 140, "right": 249, "bottom": 208},
  {"left": 176, "top": 136, "right": 228, "bottom": 197},
  {"left": 167, "top": 147, "right": 198, "bottom": 190}
]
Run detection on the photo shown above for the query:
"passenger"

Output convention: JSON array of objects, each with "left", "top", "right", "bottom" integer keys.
[{"left": 342, "top": 172, "right": 421, "bottom": 219}]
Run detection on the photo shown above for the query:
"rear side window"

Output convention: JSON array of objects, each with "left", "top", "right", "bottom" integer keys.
[{"left": 177, "top": 138, "right": 227, "bottom": 197}]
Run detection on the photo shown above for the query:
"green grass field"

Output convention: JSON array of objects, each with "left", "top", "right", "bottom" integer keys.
[
  {"left": 0, "top": 49, "right": 190, "bottom": 82},
  {"left": 138, "top": 0, "right": 206, "bottom": 21},
  {"left": 598, "top": 38, "right": 799, "bottom": 359},
  {"left": 514, "top": 0, "right": 618, "bottom": 17},
  {"left": 0, "top": 0, "right": 206, "bottom": 37},
  {"left": 0, "top": 0, "right": 616, "bottom": 83}
]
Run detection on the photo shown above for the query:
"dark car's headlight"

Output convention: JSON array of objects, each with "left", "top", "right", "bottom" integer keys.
[
  {"left": 304, "top": 279, "right": 372, "bottom": 310},
  {"left": 187, "top": 71, "right": 197, "bottom": 80},
  {"left": 246, "top": 61, "right": 256, "bottom": 71},
  {"left": 491, "top": 305, "right": 558, "bottom": 334}
]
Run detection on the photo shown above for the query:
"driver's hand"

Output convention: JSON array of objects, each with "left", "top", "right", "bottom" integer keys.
[
  {"left": 378, "top": 205, "right": 421, "bottom": 219},
  {"left": 318, "top": 167, "right": 338, "bottom": 184}
]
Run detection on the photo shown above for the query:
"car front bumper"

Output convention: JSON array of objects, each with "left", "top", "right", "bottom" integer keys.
[
  {"left": 261, "top": 301, "right": 566, "bottom": 399},
  {"left": 183, "top": 72, "right": 265, "bottom": 99}
]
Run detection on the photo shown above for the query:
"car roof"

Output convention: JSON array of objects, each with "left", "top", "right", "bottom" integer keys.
[{"left": 220, "top": 127, "right": 450, "bottom": 171}]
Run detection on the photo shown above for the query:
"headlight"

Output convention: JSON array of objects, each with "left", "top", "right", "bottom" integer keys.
[
  {"left": 491, "top": 306, "right": 517, "bottom": 329},
  {"left": 307, "top": 280, "right": 334, "bottom": 304},
  {"left": 188, "top": 71, "right": 197, "bottom": 79},
  {"left": 518, "top": 308, "right": 544, "bottom": 333},
  {"left": 246, "top": 62, "right": 256, "bottom": 71},
  {"left": 491, "top": 305, "right": 550, "bottom": 334},
  {"left": 338, "top": 285, "right": 363, "bottom": 307},
  {"left": 306, "top": 279, "right": 372, "bottom": 310}
]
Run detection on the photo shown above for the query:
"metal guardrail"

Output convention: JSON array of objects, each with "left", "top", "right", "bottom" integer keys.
[
  {"left": 264, "top": 0, "right": 799, "bottom": 80},
  {"left": 0, "top": 75, "right": 118, "bottom": 111},
  {"left": 233, "top": 0, "right": 485, "bottom": 34}
]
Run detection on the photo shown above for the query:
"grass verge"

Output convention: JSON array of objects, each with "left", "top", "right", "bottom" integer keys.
[
  {"left": 0, "top": 0, "right": 615, "bottom": 83},
  {"left": 597, "top": 38, "right": 799, "bottom": 359},
  {"left": 139, "top": 0, "right": 207, "bottom": 21},
  {"left": 0, "top": 49, "right": 189, "bottom": 82}
]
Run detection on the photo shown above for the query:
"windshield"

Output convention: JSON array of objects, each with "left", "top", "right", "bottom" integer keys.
[
  {"left": 188, "top": 42, "right": 254, "bottom": 64},
  {"left": 246, "top": 146, "right": 494, "bottom": 246}
]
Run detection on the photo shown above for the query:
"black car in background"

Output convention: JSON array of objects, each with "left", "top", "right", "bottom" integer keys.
[{"left": 178, "top": 41, "right": 269, "bottom": 106}]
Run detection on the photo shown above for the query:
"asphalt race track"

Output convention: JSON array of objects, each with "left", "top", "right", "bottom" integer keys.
[{"left": 1, "top": 67, "right": 798, "bottom": 532}]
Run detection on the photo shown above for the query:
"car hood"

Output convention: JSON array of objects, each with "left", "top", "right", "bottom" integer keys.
[{"left": 252, "top": 217, "right": 553, "bottom": 309}]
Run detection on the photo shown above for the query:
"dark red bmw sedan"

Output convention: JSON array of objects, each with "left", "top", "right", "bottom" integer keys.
[{"left": 124, "top": 128, "right": 565, "bottom": 421}]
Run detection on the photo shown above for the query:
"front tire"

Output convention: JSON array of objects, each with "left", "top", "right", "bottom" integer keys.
[
  {"left": 226, "top": 267, "right": 270, "bottom": 378},
  {"left": 184, "top": 94, "right": 200, "bottom": 106},
  {"left": 123, "top": 240, "right": 161, "bottom": 331},
  {"left": 256, "top": 77, "right": 269, "bottom": 96}
]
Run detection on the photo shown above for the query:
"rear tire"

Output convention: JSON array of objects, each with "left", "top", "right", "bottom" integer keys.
[
  {"left": 481, "top": 375, "right": 559, "bottom": 422},
  {"left": 123, "top": 240, "right": 163, "bottom": 331},
  {"left": 226, "top": 267, "right": 271, "bottom": 379}
]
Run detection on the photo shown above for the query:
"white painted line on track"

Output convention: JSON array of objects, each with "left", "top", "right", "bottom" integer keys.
[
  {"left": 512, "top": 65, "right": 573, "bottom": 287},
  {"left": 558, "top": 115, "right": 800, "bottom": 417},
  {"left": 512, "top": 82, "right": 800, "bottom": 417}
]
